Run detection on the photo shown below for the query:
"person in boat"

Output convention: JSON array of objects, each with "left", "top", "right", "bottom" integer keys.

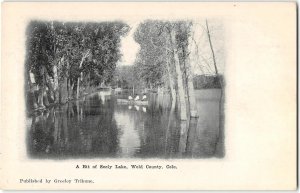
[
  {"left": 128, "top": 96, "right": 133, "bottom": 100},
  {"left": 134, "top": 95, "right": 140, "bottom": 101},
  {"left": 142, "top": 94, "right": 147, "bottom": 101}
]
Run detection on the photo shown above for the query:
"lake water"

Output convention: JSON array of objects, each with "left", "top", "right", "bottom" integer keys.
[{"left": 26, "top": 89, "right": 224, "bottom": 159}]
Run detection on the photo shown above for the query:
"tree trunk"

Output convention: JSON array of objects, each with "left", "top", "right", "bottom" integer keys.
[
  {"left": 60, "top": 78, "right": 68, "bottom": 104},
  {"left": 28, "top": 71, "right": 38, "bottom": 109},
  {"left": 77, "top": 78, "right": 80, "bottom": 99},
  {"left": 181, "top": 52, "right": 190, "bottom": 117},
  {"left": 44, "top": 67, "right": 55, "bottom": 103},
  {"left": 31, "top": 91, "right": 38, "bottom": 110},
  {"left": 76, "top": 52, "right": 89, "bottom": 99},
  {"left": 40, "top": 66, "right": 52, "bottom": 106},
  {"left": 66, "top": 59, "right": 71, "bottom": 100},
  {"left": 43, "top": 89, "right": 50, "bottom": 107},
  {"left": 186, "top": 34, "right": 199, "bottom": 117},
  {"left": 170, "top": 28, "right": 187, "bottom": 120},
  {"left": 187, "top": 77, "right": 198, "bottom": 117},
  {"left": 206, "top": 20, "right": 218, "bottom": 75},
  {"left": 37, "top": 85, "right": 45, "bottom": 109},
  {"left": 87, "top": 72, "right": 91, "bottom": 93},
  {"left": 166, "top": 51, "right": 176, "bottom": 108},
  {"left": 37, "top": 66, "right": 48, "bottom": 109},
  {"left": 133, "top": 85, "right": 135, "bottom": 96},
  {"left": 53, "top": 62, "right": 59, "bottom": 103},
  {"left": 67, "top": 78, "right": 70, "bottom": 100}
]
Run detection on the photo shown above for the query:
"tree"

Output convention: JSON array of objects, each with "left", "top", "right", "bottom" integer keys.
[
  {"left": 133, "top": 20, "right": 199, "bottom": 120},
  {"left": 205, "top": 20, "right": 218, "bottom": 76},
  {"left": 25, "top": 20, "right": 129, "bottom": 110},
  {"left": 134, "top": 21, "right": 167, "bottom": 89}
]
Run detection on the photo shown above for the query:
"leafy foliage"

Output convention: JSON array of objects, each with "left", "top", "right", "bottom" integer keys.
[
  {"left": 133, "top": 20, "right": 168, "bottom": 88},
  {"left": 133, "top": 20, "right": 192, "bottom": 90},
  {"left": 26, "top": 20, "right": 130, "bottom": 88}
]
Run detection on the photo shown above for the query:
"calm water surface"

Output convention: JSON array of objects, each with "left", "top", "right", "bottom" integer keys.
[{"left": 26, "top": 89, "right": 224, "bottom": 159}]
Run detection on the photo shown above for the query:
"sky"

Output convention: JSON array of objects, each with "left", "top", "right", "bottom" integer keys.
[
  {"left": 118, "top": 20, "right": 141, "bottom": 66},
  {"left": 118, "top": 19, "right": 225, "bottom": 75}
]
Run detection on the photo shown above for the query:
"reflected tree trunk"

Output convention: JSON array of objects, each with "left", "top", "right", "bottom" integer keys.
[
  {"left": 185, "top": 117, "right": 198, "bottom": 157},
  {"left": 178, "top": 120, "right": 188, "bottom": 156},
  {"left": 76, "top": 100, "right": 80, "bottom": 120},
  {"left": 62, "top": 104, "right": 69, "bottom": 148},
  {"left": 53, "top": 110, "right": 59, "bottom": 146},
  {"left": 164, "top": 95, "right": 176, "bottom": 156},
  {"left": 214, "top": 88, "right": 225, "bottom": 157}
]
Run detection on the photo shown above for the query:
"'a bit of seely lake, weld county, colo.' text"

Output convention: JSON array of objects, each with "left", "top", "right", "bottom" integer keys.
[{"left": 76, "top": 164, "right": 178, "bottom": 170}]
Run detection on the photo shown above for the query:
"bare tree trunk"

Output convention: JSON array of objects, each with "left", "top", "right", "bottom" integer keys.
[
  {"left": 206, "top": 20, "right": 223, "bottom": 92},
  {"left": 187, "top": 77, "right": 198, "bottom": 117},
  {"left": 66, "top": 59, "right": 70, "bottom": 100},
  {"left": 206, "top": 20, "right": 218, "bottom": 75},
  {"left": 181, "top": 47, "right": 191, "bottom": 117},
  {"left": 77, "top": 51, "right": 90, "bottom": 99},
  {"left": 70, "top": 83, "right": 74, "bottom": 99},
  {"left": 60, "top": 78, "right": 68, "bottom": 104},
  {"left": 76, "top": 58, "right": 84, "bottom": 99},
  {"left": 185, "top": 33, "right": 199, "bottom": 117},
  {"left": 44, "top": 70, "right": 55, "bottom": 103},
  {"left": 88, "top": 72, "right": 91, "bottom": 93},
  {"left": 43, "top": 88, "right": 50, "bottom": 106},
  {"left": 170, "top": 28, "right": 187, "bottom": 121},
  {"left": 37, "top": 66, "right": 47, "bottom": 109},
  {"left": 56, "top": 56, "right": 68, "bottom": 104},
  {"left": 28, "top": 71, "right": 38, "bottom": 109},
  {"left": 53, "top": 59, "right": 60, "bottom": 103},
  {"left": 133, "top": 85, "right": 135, "bottom": 96},
  {"left": 166, "top": 50, "right": 176, "bottom": 108},
  {"left": 37, "top": 86, "right": 45, "bottom": 108},
  {"left": 67, "top": 78, "right": 70, "bottom": 100}
]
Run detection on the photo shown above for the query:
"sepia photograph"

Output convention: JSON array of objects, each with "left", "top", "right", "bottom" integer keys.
[{"left": 25, "top": 19, "right": 225, "bottom": 159}]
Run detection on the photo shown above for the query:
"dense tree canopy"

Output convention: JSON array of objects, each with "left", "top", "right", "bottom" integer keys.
[
  {"left": 133, "top": 20, "right": 168, "bottom": 88},
  {"left": 25, "top": 20, "right": 129, "bottom": 109},
  {"left": 26, "top": 20, "right": 129, "bottom": 87}
]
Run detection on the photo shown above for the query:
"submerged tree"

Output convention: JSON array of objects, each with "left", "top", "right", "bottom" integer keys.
[
  {"left": 134, "top": 20, "right": 199, "bottom": 120},
  {"left": 25, "top": 20, "right": 129, "bottom": 110},
  {"left": 133, "top": 21, "right": 167, "bottom": 89}
]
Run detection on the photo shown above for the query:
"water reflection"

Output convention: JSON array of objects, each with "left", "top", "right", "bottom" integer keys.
[
  {"left": 27, "top": 89, "right": 224, "bottom": 159},
  {"left": 114, "top": 111, "right": 140, "bottom": 157}
]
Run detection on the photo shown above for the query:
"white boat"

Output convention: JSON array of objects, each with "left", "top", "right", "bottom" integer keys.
[{"left": 117, "top": 99, "right": 149, "bottom": 106}]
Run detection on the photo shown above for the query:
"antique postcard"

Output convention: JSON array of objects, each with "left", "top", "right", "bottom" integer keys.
[{"left": 0, "top": 2, "right": 297, "bottom": 190}]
